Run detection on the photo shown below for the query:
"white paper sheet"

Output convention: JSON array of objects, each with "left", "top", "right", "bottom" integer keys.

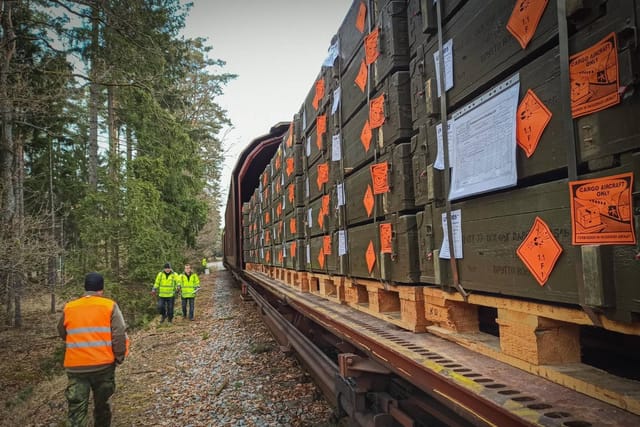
[
  {"left": 433, "top": 39, "right": 453, "bottom": 98},
  {"left": 332, "top": 134, "right": 342, "bottom": 161},
  {"left": 337, "top": 183, "right": 345, "bottom": 207},
  {"left": 323, "top": 39, "right": 340, "bottom": 67},
  {"left": 440, "top": 209, "right": 463, "bottom": 259},
  {"left": 306, "top": 244, "right": 311, "bottom": 264},
  {"left": 307, "top": 207, "right": 313, "bottom": 228},
  {"left": 302, "top": 108, "right": 307, "bottom": 130},
  {"left": 305, "top": 176, "right": 310, "bottom": 198},
  {"left": 332, "top": 87, "right": 341, "bottom": 115},
  {"left": 282, "top": 243, "right": 287, "bottom": 258},
  {"left": 434, "top": 120, "right": 455, "bottom": 170},
  {"left": 338, "top": 230, "right": 347, "bottom": 256},
  {"left": 306, "top": 136, "right": 311, "bottom": 157},
  {"left": 449, "top": 74, "right": 520, "bottom": 201}
]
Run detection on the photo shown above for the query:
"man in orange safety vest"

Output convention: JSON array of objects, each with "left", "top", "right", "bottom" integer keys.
[{"left": 58, "top": 272, "right": 129, "bottom": 427}]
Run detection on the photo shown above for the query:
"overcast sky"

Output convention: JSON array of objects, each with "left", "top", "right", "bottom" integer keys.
[{"left": 181, "top": 0, "right": 353, "bottom": 207}]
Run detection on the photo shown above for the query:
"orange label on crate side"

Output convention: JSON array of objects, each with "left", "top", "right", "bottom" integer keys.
[
  {"left": 262, "top": 173, "right": 268, "bottom": 187},
  {"left": 321, "top": 195, "right": 330, "bottom": 216},
  {"left": 517, "top": 89, "right": 552, "bottom": 158},
  {"left": 355, "top": 60, "right": 368, "bottom": 92},
  {"left": 265, "top": 250, "right": 270, "bottom": 263},
  {"left": 355, "top": 1, "right": 366, "bottom": 33},
  {"left": 313, "top": 78, "right": 325, "bottom": 110},
  {"left": 278, "top": 249, "right": 283, "bottom": 264},
  {"left": 318, "top": 208, "right": 325, "bottom": 229},
  {"left": 363, "top": 184, "right": 375, "bottom": 217},
  {"left": 288, "top": 184, "right": 295, "bottom": 203},
  {"left": 316, "top": 114, "right": 327, "bottom": 150},
  {"left": 317, "top": 162, "right": 329, "bottom": 190},
  {"left": 286, "top": 123, "right": 293, "bottom": 147},
  {"left": 318, "top": 247, "right": 325, "bottom": 269},
  {"left": 506, "top": 0, "right": 549, "bottom": 50},
  {"left": 366, "top": 240, "right": 376, "bottom": 273},
  {"left": 265, "top": 229, "right": 271, "bottom": 244},
  {"left": 570, "top": 32, "right": 620, "bottom": 118},
  {"left": 275, "top": 179, "right": 281, "bottom": 194},
  {"left": 517, "top": 217, "right": 563, "bottom": 286},
  {"left": 323, "top": 235, "right": 332, "bottom": 255},
  {"left": 265, "top": 211, "right": 270, "bottom": 225},
  {"left": 380, "top": 223, "right": 393, "bottom": 254},
  {"left": 360, "top": 120, "right": 372, "bottom": 152},
  {"left": 278, "top": 220, "right": 283, "bottom": 234},
  {"left": 290, "top": 218, "right": 297, "bottom": 234},
  {"left": 569, "top": 172, "right": 635, "bottom": 245},
  {"left": 370, "top": 162, "right": 390, "bottom": 195},
  {"left": 286, "top": 157, "right": 295, "bottom": 177},
  {"left": 369, "top": 94, "right": 385, "bottom": 129},
  {"left": 290, "top": 241, "right": 297, "bottom": 258},
  {"left": 365, "top": 27, "right": 380, "bottom": 65},
  {"left": 276, "top": 202, "right": 282, "bottom": 218}
]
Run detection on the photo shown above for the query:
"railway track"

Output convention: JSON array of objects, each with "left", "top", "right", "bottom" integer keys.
[{"left": 232, "top": 268, "right": 640, "bottom": 427}]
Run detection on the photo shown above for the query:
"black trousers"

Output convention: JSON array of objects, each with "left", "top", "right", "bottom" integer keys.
[
  {"left": 157, "top": 297, "right": 174, "bottom": 321},
  {"left": 181, "top": 297, "right": 195, "bottom": 319}
]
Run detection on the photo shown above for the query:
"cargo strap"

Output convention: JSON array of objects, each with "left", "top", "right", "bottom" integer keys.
[
  {"left": 435, "top": 0, "right": 467, "bottom": 301},
  {"left": 557, "top": 0, "right": 601, "bottom": 327}
]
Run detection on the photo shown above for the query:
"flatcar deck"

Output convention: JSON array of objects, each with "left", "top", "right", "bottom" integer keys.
[{"left": 244, "top": 269, "right": 640, "bottom": 427}]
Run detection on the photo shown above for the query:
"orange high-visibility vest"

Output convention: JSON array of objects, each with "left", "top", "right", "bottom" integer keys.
[{"left": 63, "top": 296, "right": 117, "bottom": 368}]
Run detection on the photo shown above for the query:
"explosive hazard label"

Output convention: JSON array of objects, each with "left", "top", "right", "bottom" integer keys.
[
  {"left": 569, "top": 172, "right": 636, "bottom": 245},
  {"left": 569, "top": 32, "right": 620, "bottom": 118}
]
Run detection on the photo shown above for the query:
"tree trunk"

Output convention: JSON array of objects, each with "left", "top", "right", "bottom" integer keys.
[
  {"left": 13, "top": 278, "right": 21, "bottom": 328},
  {"left": 0, "top": 1, "right": 16, "bottom": 225},
  {"left": 88, "top": 4, "right": 100, "bottom": 191},
  {"left": 107, "top": 86, "right": 120, "bottom": 278}
]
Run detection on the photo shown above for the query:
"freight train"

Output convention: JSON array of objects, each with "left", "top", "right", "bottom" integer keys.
[{"left": 224, "top": 1, "right": 640, "bottom": 425}]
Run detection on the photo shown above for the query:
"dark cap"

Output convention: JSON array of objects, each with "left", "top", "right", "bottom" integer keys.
[
  {"left": 84, "top": 272, "right": 104, "bottom": 292},
  {"left": 163, "top": 263, "right": 171, "bottom": 269}
]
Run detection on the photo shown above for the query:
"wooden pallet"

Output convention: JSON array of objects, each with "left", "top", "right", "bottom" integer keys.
[
  {"left": 344, "top": 279, "right": 428, "bottom": 333},
  {"left": 423, "top": 287, "right": 640, "bottom": 415},
  {"left": 306, "top": 272, "right": 346, "bottom": 304}
]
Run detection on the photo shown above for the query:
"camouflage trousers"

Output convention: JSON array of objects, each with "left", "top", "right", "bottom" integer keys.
[{"left": 65, "top": 365, "right": 116, "bottom": 427}]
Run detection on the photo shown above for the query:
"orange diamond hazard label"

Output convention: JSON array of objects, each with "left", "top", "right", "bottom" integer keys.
[
  {"left": 290, "top": 241, "right": 297, "bottom": 258},
  {"left": 318, "top": 247, "right": 325, "bottom": 269},
  {"left": 517, "top": 89, "right": 552, "bottom": 158},
  {"left": 516, "top": 217, "right": 563, "bottom": 286},
  {"left": 355, "top": 60, "right": 367, "bottom": 92},
  {"left": 363, "top": 184, "right": 375, "bottom": 217},
  {"left": 365, "top": 240, "right": 376, "bottom": 274},
  {"left": 360, "top": 120, "right": 372, "bottom": 152},
  {"left": 290, "top": 218, "right": 297, "bottom": 234}
]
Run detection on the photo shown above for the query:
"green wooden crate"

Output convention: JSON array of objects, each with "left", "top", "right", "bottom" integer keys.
[
  {"left": 306, "top": 193, "right": 335, "bottom": 238},
  {"left": 305, "top": 155, "right": 334, "bottom": 204},
  {"left": 347, "top": 214, "right": 421, "bottom": 283},
  {"left": 283, "top": 239, "right": 306, "bottom": 271},
  {"left": 284, "top": 207, "right": 306, "bottom": 241},
  {"left": 284, "top": 176, "right": 305, "bottom": 215},
  {"left": 422, "top": 156, "right": 640, "bottom": 321},
  {"left": 339, "top": 143, "right": 415, "bottom": 227},
  {"left": 341, "top": 71, "right": 412, "bottom": 174},
  {"left": 339, "top": 1, "right": 410, "bottom": 124},
  {"left": 307, "top": 234, "right": 338, "bottom": 274}
]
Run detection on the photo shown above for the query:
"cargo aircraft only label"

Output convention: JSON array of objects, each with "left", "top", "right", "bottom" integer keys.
[
  {"left": 569, "top": 32, "right": 620, "bottom": 118},
  {"left": 569, "top": 172, "right": 636, "bottom": 245}
]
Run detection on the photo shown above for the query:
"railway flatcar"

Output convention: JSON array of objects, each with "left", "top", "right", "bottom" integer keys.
[{"left": 223, "top": 1, "right": 640, "bottom": 425}]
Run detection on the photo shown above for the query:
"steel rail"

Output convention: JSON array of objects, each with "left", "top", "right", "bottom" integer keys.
[{"left": 244, "top": 279, "right": 338, "bottom": 407}]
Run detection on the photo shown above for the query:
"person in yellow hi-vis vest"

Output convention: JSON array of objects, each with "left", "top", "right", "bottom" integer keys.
[
  {"left": 201, "top": 257, "right": 207, "bottom": 273},
  {"left": 151, "top": 263, "right": 179, "bottom": 323},
  {"left": 179, "top": 264, "right": 200, "bottom": 320}
]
